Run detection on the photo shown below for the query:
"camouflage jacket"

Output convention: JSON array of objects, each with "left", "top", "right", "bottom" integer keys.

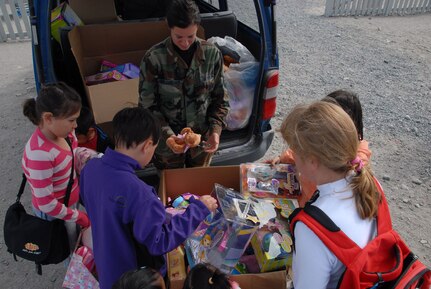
[{"left": 138, "top": 37, "right": 229, "bottom": 141}]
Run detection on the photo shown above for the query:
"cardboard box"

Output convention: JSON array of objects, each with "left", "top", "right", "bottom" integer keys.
[
  {"left": 51, "top": 2, "right": 83, "bottom": 43},
  {"left": 159, "top": 166, "right": 240, "bottom": 204},
  {"left": 170, "top": 267, "right": 287, "bottom": 289},
  {"left": 69, "top": 21, "right": 204, "bottom": 124},
  {"left": 161, "top": 166, "right": 287, "bottom": 289},
  {"left": 69, "top": 0, "right": 118, "bottom": 24}
]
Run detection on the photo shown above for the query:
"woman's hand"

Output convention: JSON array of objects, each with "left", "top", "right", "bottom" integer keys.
[{"left": 204, "top": 132, "right": 220, "bottom": 153}]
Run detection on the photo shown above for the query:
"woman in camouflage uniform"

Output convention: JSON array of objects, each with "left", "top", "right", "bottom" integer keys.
[{"left": 139, "top": 0, "right": 229, "bottom": 170}]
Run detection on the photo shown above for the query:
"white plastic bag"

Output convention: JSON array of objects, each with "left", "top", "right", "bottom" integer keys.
[{"left": 208, "top": 36, "right": 259, "bottom": 130}]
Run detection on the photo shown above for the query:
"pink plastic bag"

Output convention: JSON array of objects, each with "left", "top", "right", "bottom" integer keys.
[{"left": 63, "top": 252, "right": 99, "bottom": 289}]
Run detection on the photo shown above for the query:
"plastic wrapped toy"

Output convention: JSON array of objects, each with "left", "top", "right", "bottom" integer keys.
[
  {"left": 185, "top": 184, "right": 260, "bottom": 273},
  {"left": 240, "top": 163, "right": 301, "bottom": 199}
]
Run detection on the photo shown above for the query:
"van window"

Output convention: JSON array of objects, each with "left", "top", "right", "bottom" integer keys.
[{"left": 227, "top": 0, "right": 259, "bottom": 32}]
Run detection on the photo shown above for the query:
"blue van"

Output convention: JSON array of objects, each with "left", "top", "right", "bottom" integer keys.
[{"left": 29, "top": 0, "right": 278, "bottom": 167}]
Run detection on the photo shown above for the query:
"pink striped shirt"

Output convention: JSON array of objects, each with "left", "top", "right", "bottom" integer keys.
[{"left": 22, "top": 127, "right": 80, "bottom": 222}]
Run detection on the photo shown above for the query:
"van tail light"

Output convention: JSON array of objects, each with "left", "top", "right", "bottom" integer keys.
[{"left": 262, "top": 70, "right": 278, "bottom": 120}]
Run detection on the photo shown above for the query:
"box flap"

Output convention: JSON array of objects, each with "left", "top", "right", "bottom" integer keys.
[
  {"left": 230, "top": 270, "right": 287, "bottom": 289},
  {"left": 85, "top": 79, "right": 138, "bottom": 124},
  {"left": 69, "top": 0, "right": 118, "bottom": 24}
]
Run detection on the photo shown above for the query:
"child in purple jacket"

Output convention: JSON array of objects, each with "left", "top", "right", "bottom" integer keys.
[{"left": 80, "top": 107, "right": 218, "bottom": 289}]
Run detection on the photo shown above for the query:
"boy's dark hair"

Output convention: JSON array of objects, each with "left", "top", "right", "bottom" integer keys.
[
  {"left": 182, "top": 263, "right": 231, "bottom": 289},
  {"left": 112, "top": 107, "right": 161, "bottom": 149},
  {"left": 23, "top": 82, "right": 82, "bottom": 125},
  {"left": 166, "top": 0, "right": 201, "bottom": 28},
  {"left": 323, "top": 89, "right": 364, "bottom": 140},
  {"left": 76, "top": 106, "right": 95, "bottom": 135},
  {"left": 112, "top": 267, "right": 164, "bottom": 289}
]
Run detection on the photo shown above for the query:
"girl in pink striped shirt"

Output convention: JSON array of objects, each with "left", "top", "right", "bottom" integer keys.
[{"left": 21, "top": 83, "right": 90, "bottom": 248}]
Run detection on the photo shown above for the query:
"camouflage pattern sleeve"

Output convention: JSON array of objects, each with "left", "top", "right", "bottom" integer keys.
[
  {"left": 207, "top": 48, "right": 229, "bottom": 136},
  {"left": 139, "top": 51, "right": 175, "bottom": 138}
]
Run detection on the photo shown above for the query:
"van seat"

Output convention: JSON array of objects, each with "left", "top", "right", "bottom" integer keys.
[{"left": 200, "top": 11, "right": 237, "bottom": 39}]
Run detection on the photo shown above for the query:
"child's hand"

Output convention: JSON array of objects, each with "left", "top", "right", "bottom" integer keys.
[
  {"left": 77, "top": 211, "right": 90, "bottom": 228},
  {"left": 264, "top": 155, "right": 281, "bottom": 165},
  {"left": 199, "top": 195, "right": 218, "bottom": 212}
]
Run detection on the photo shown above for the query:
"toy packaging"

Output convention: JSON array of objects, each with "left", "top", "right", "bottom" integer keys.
[
  {"left": 240, "top": 163, "right": 301, "bottom": 199},
  {"left": 85, "top": 70, "right": 128, "bottom": 86},
  {"left": 99, "top": 60, "right": 117, "bottom": 72},
  {"left": 185, "top": 184, "right": 260, "bottom": 274},
  {"left": 251, "top": 217, "right": 293, "bottom": 272},
  {"left": 165, "top": 193, "right": 199, "bottom": 221},
  {"left": 51, "top": 2, "right": 84, "bottom": 43},
  {"left": 105, "top": 63, "right": 140, "bottom": 79},
  {"left": 167, "top": 247, "right": 187, "bottom": 282}
]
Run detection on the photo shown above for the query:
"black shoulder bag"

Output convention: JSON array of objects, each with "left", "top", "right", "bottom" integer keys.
[{"left": 3, "top": 138, "right": 75, "bottom": 275}]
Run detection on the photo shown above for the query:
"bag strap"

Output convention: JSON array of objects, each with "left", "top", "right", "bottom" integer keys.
[
  {"left": 63, "top": 137, "right": 74, "bottom": 207},
  {"left": 15, "top": 174, "right": 28, "bottom": 202},
  {"left": 289, "top": 177, "right": 393, "bottom": 266}
]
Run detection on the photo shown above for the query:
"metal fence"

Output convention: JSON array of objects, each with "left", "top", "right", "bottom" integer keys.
[
  {"left": 325, "top": 0, "right": 431, "bottom": 16},
  {"left": 0, "top": 0, "right": 30, "bottom": 42}
]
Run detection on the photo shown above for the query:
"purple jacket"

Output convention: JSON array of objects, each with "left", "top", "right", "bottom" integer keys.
[{"left": 80, "top": 148, "right": 210, "bottom": 289}]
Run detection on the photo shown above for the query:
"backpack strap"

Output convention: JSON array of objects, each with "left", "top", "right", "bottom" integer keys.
[{"left": 289, "top": 178, "right": 392, "bottom": 266}]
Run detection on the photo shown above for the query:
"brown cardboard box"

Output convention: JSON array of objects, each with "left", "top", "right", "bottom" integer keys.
[
  {"left": 160, "top": 166, "right": 287, "bottom": 289},
  {"left": 159, "top": 165, "right": 240, "bottom": 204},
  {"left": 69, "top": 0, "right": 118, "bottom": 24},
  {"left": 69, "top": 21, "right": 204, "bottom": 124}
]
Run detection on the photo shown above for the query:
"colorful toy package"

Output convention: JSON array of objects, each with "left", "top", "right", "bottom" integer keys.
[
  {"left": 105, "top": 63, "right": 140, "bottom": 79},
  {"left": 251, "top": 217, "right": 293, "bottom": 272},
  {"left": 240, "top": 163, "right": 301, "bottom": 199},
  {"left": 185, "top": 184, "right": 260, "bottom": 274},
  {"left": 85, "top": 70, "right": 128, "bottom": 86}
]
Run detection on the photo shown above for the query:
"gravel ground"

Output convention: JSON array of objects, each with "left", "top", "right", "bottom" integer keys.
[{"left": 0, "top": 1, "right": 430, "bottom": 288}]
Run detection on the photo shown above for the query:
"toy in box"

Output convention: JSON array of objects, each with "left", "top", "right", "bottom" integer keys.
[
  {"left": 185, "top": 184, "right": 260, "bottom": 274},
  {"left": 85, "top": 70, "right": 128, "bottom": 86},
  {"left": 240, "top": 163, "right": 301, "bottom": 199},
  {"left": 273, "top": 198, "right": 298, "bottom": 219},
  {"left": 251, "top": 217, "right": 293, "bottom": 272},
  {"left": 51, "top": 3, "right": 83, "bottom": 43},
  {"left": 105, "top": 63, "right": 140, "bottom": 79}
]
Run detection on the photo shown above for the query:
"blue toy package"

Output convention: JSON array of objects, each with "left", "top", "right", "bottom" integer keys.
[{"left": 185, "top": 184, "right": 260, "bottom": 273}]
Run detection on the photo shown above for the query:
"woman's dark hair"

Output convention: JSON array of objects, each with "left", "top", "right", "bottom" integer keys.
[
  {"left": 166, "top": 0, "right": 201, "bottom": 28},
  {"left": 76, "top": 106, "right": 95, "bottom": 135},
  {"left": 322, "top": 89, "right": 364, "bottom": 140},
  {"left": 23, "top": 82, "right": 82, "bottom": 125},
  {"left": 183, "top": 263, "right": 231, "bottom": 289},
  {"left": 112, "top": 107, "right": 161, "bottom": 149},
  {"left": 112, "top": 267, "right": 164, "bottom": 289}
]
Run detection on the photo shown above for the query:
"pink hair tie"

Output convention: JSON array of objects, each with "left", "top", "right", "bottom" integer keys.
[{"left": 350, "top": 156, "right": 364, "bottom": 173}]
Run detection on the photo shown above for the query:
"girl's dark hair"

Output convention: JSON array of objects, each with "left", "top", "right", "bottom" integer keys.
[
  {"left": 76, "top": 106, "right": 95, "bottom": 135},
  {"left": 23, "top": 82, "right": 82, "bottom": 125},
  {"left": 112, "top": 267, "right": 164, "bottom": 289},
  {"left": 183, "top": 263, "right": 231, "bottom": 289},
  {"left": 166, "top": 0, "right": 201, "bottom": 28},
  {"left": 112, "top": 107, "right": 161, "bottom": 149},
  {"left": 322, "top": 89, "right": 364, "bottom": 140}
]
